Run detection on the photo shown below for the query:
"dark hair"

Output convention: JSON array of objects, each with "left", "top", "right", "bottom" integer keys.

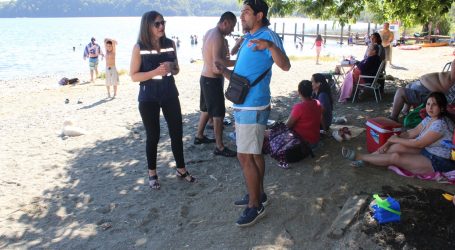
[
  {"left": 312, "top": 73, "right": 333, "bottom": 108},
  {"left": 371, "top": 32, "right": 382, "bottom": 44},
  {"left": 298, "top": 80, "right": 313, "bottom": 98},
  {"left": 426, "top": 92, "right": 448, "bottom": 118},
  {"left": 243, "top": 0, "right": 270, "bottom": 26},
  {"left": 316, "top": 34, "right": 323, "bottom": 41},
  {"left": 106, "top": 40, "right": 112, "bottom": 45},
  {"left": 137, "top": 11, "right": 166, "bottom": 50},
  {"left": 219, "top": 11, "right": 236, "bottom": 24},
  {"left": 370, "top": 44, "right": 380, "bottom": 54}
]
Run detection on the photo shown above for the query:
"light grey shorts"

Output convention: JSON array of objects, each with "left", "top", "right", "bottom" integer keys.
[
  {"left": 106, "top": 66, "right": 119, "bottom": 86},
  {"left": 234, "top": 108, "right": 270, "bottom": 154}
]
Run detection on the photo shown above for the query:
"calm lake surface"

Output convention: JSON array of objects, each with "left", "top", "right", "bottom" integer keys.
[{"left": 0, "top": 16, "right": 373, "bottom": 81}]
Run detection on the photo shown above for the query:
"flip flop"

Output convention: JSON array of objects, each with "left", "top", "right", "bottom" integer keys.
[{"left": 341, "top": 147, "right": 356, "bottom": 161}]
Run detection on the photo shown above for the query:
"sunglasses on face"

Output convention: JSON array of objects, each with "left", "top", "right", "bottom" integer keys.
[{"left": 153, "top": 20, "right": 166, "bottom": 28}]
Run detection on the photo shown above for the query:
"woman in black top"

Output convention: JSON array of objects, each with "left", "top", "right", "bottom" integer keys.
[{"left": 130, "top": 11, "right": 195, "bottom": 190}]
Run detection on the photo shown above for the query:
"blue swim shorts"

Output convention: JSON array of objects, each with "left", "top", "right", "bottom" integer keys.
[
  {"left": 89, "top": 57, "right": 99, "bottom": 70},
  {"left": 421, "top": 148, "right": 455, "bottom": 173}
]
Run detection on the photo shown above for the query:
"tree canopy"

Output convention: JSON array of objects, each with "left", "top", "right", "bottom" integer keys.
[
  {"left": 266, "top": 0, "right": 454, "bottom": 28},
  {"left": 0, "top": 0, "right": 241, "bottom": 17}
]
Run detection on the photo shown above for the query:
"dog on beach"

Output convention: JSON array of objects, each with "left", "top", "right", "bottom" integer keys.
[{"left": 62, "top": 120, "right": 86, "bottom": 137}]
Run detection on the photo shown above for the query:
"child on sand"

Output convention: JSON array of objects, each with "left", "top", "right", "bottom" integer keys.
[
  {"left": 311, "top": 34, "right": 324, "bottom": 65},
  {"left": 104, "top": 38, "right": 119, "bottom": 98}
]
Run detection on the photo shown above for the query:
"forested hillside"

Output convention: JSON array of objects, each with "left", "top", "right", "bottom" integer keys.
[{"left": 0, "top": 0, "right": 241, "bottom": 17}]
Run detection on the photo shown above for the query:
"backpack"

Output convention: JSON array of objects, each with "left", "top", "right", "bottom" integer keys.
[{"left": 263, "top": 122, "right": 314, "bottom": 168}]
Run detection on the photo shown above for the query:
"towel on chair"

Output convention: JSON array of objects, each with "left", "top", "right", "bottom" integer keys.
[{"left": 338, "top": 71, "right": 354, "bottom": 103}]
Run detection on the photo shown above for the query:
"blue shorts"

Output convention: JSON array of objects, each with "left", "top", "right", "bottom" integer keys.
[
  {"left": 89, "top": 57, "right": 99, "bottom": 70},
  {"left": 421, "top": 148, "right": 455, "bottom": 173},
  {"left": 234, "top": 108, "right": 270, "bottom": 154}
]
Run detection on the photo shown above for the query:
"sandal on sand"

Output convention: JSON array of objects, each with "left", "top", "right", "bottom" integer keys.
[
  {"left": 214, "top": 147, "right": 237, "bottom": 157},
  {"left": 341, "top": 147, "right": 357, "bottom": 161},
  {"left": 148, "top": 175, "right": 160, "bottom": 190},
  {"left": 350, "top": 160, "right": 365, "bottom": 167},
  {"left": 342, "top": 147, "right": 365, "bottom": 167},
  {"left": 194, "top": 135, "right": 215, "bottom": 145},
  {"left": 176, "top": 170, "right": 196, "bottom": 183}
]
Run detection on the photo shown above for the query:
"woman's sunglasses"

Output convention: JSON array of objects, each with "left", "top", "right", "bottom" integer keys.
[{"left": 153, "top": 20, "right": 166, "bottom": 28}]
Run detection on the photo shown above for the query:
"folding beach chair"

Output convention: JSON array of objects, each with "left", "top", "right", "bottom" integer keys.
[{"left": 351, "top": 61, "right": 385, "bottom": 103}]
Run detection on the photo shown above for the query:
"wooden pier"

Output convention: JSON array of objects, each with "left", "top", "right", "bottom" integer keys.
[{"left": 235, "top": 21, "right": 379, "bottom": 44}]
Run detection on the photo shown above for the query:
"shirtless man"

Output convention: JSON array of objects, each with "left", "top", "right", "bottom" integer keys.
[
  {"left": 194, "top": 11, "right": 237, "bottom": 157},
  {"left": 104, "top": 38, "right": 118, "bottom": 98},
  {"left": 390, "top": 59, "right": 455, "bottom": 121},
  {"left": 380, "top": 22, "right": 394, "bottom": 66}
]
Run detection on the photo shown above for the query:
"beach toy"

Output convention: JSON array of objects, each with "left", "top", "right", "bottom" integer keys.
[
  {"left": 442, "top": 193, "right": 454, "bottom": 201},
  {"left": 441, "top": 139, "right": 455, "bottom": 160},
  {"left": 371, "top": 194, "right": 401, "bottom": 224}
]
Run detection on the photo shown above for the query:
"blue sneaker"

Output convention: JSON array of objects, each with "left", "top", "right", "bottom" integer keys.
[
  {"left": 236, "top": 205, "right": 266, "bottom": 227},
  {"left": 234, "top": 193, "right": 268, "bottom": 207}
]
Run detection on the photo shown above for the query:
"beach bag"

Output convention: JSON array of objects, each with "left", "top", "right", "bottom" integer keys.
[
  {"left": 225, "top": 68, "right": 271, "bottom": 104},
  {"left": 403, "top": 103, "right": 424, "bottom": 128},
  {"left": 58, "top": 77, "right": 69, "bottom": 85},
  {"left": 263, "top": 122, "right": 314, "bottom": 168}
]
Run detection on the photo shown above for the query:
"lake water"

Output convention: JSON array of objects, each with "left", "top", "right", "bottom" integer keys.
[{"left": 0, "top": 17, "right": 373, "bottom": 81}]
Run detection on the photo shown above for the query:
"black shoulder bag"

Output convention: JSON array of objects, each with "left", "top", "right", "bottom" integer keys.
[{"left": 225, "top": 45, "right": 271, "bottom": 104}]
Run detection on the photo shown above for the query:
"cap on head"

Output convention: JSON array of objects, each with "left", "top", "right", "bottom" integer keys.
[{"left": 244, "top": 0, "right": 270, "bottom": 26}]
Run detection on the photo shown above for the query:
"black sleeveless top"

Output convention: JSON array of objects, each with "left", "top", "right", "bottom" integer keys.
[{"left": 138, "top": 38, "right": 179, "bottom": 102}]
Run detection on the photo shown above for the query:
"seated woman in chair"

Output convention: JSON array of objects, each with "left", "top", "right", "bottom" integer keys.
[
  {"left": 311, "top": 73, "right": 333, "bottom": 133},
  {"left": 338, "top": 44, "right": 382, "bottom": 103},
  {"left": 342, "top": 92, "right": 454, "bottom": 174}
]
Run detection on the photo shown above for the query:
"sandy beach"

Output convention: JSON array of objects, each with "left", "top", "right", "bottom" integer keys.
[{"left": 1, "top": 45, "right": 454, "bottom": 249}]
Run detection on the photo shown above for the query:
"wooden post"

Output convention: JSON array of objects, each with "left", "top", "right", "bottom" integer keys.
[
  {"left": 324, "top": 23, "right": 327, "bottom": 44},
  {"left": 294, "top": 23, "right": 297, "bottom": 43},
  {"left": 340, "top": 24, "right": 344, "bottom": 45},
  {"left": 347, "top": 25, "right": 351, "bottom": 45},
  {"left": 316, "top": 23, "right": 320, "bottom": 35},
  {"left": 274, "top": 22, "right": 277, "bottom": 33},
  {"left": 367, "top": 22, "right": 370, "bottom": 35},
  {"left": 302, "top": 23, "right": 305, "bottom": 43},
  {"left": 282, "top": 23, "right": 285, "bottom": 40}
]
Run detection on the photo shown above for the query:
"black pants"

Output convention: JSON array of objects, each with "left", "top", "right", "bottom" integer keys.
[{"left": 139, "top": 96, "right": 185, "bottom": 170}]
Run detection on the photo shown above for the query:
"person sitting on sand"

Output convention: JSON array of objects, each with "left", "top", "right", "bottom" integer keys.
[
  {"left": 338, "top": 44, "right": 382, "bottom": 103},
  {"left": 266, "top": 80, "right": 322, "bottom": 147},
  {"left": 311, "top": 73, "right": 333, "bottom": 133},
  {"left": 389, "top": 58, "right": 455, "bottom": 122},
  {"left": 342, "top": 92, "right": 454, "bottom": 174}
]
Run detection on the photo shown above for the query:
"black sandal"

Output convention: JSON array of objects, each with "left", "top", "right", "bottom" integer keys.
[
  {"left": 148, "top": 175, "right": 160, "bottom": 190},
  {"left": 176, "top": 170, "right": 196, "bottom": 183}
]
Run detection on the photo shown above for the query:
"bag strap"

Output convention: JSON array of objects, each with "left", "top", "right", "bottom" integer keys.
[
  {"left": 233, "top": 38, "right": 272, "bottom": 88},
  {"left": 250, "top": 67, "right": 271, "bottom": 87}
]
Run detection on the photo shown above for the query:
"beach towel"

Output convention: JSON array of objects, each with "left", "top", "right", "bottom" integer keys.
[
  {"left": 388, "top": 165, "right": 455, "bottom": 184},
  {"left": 338, "top": 71, "right": 354, "bottom": 103},
  {"left": 331, "top": 125, "right": 365, "bottom": 139}
]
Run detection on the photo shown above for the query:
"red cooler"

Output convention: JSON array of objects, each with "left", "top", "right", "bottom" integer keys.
[{"left": 366, "top": 117, "right": 402, "bottom": 153}]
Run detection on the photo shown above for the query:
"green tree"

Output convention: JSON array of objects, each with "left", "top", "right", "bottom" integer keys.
[{"left": 265, "top": 0, "right": 454, "bottom": 28}]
